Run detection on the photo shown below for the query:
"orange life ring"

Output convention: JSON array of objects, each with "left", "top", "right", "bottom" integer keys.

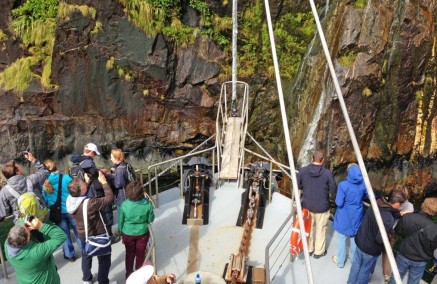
[{"left": 290, "top": 208, "right": 312, "bottom": 255}]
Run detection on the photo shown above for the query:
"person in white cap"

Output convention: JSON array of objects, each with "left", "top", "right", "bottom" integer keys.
[
  {"left": 84, "top": 143, "right": 101, "bottom": 156},
  {"left": 126, "top": 262, "right": 176, "bottom": 284}
]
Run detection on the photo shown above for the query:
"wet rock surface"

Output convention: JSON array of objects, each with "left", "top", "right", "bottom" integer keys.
[{"left": 0, "top": 0, "right": 436, "bottom": 196}]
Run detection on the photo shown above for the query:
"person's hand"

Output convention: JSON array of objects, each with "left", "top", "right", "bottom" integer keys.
[
  {"left": 84, "top": 173, "right": 91, "bottom": 184},
  {"left": 98, "top": 170, "right": 107, "bottom": 185},
  {"left": 24, "top": 152, "right": 36, "bottom": 163},
  {"left": 165, "top": 274, "right": 176, "bottom": 284},
  {"left": 25, "top": 216, "right": 43, "bottom": 231}
]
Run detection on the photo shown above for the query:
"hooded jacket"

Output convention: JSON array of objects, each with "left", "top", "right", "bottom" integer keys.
[
  {"left": 70, "top": 155, "right": 98, "bottom": 178},
  {"left": 5, "top": 223, "right": 66, "bottom": 284},
  {"left": 396, "top": 211, "right": 437, "bottom": 262},
  {"left": 298, "top": 163, "right": 336, "bottom": 213},
  {"left": 66, "top": 182, "right": 114, "bottom": 239},
  {"left": 0, "top": 160, "right": 49, "bottom": 222},
  {"left": 333, "top": 165, "right": 369, "bottom": 236},
  {"left": 355, "top": 198, "right": 398, "bottom": 256}
]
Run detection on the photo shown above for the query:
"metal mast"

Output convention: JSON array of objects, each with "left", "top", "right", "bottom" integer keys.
[{"left": 231, "top": 0, "right": 238, "bottom": 115}]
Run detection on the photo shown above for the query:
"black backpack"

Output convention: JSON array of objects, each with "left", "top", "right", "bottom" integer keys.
[
  {"left": 119, "top": 163, "right": 137, "bottom": 183},
  {"left": 69, "top": 161, "right": 86, "bottom": 181},
  {"left": 126, "top": 163, "right": 137, "bottom": 183}
]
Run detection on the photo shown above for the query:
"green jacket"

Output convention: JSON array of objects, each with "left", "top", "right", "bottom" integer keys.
[
  {"left": 5, "top": 223, "right": 66, "bottom": 284},
  {"left": 119, "top": 198, "right": 154, "bottom": 236}
]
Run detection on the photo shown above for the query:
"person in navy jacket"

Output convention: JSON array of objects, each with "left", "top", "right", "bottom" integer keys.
[{"left": 298, "top": 150, "right": 336, "bottom": 258}]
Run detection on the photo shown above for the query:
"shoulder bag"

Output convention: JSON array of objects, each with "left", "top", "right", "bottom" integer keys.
[
  {"left": 49, "top": 174, "right": 63, "bottom": 224},
  {"left": 83, "top": 199, "right": 112, "bottom": 256}
]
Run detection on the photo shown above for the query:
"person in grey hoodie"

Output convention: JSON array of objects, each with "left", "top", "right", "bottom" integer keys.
[
  {"left": 0, "top": 152, "right": 49, "bottom": 223},
  {"left": 298, "top": 150, "right": 337, "bottom": 258}
]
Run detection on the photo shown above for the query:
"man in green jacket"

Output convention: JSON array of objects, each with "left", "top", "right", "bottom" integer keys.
[{"left": 5, "top": 217, "right": 66, "bottom": 284}]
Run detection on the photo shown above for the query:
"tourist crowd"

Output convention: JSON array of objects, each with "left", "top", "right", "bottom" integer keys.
[
  {"left": 0, "top": 144, "right": 174, "bottom": 284},
  {"left": 298, "top": 150, "right": 437, "bottom": 284}
]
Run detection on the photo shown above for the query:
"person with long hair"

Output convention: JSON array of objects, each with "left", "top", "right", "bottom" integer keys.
[
  {"left": 43, "top": 159, "right": 82, "bottom": 262},
  {"left": 118, "top": 182, "right": 154, "bottom": 280}
]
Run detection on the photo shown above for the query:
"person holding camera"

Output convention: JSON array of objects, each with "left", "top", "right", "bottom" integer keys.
[
  {"left": 66, "top": 170, "right": 116, "bottom": 284},
  {"left": 0, "top": 152, "right": 49, "bottom": 223},
  {"left": 5, "top": 216, "right": 66, "bottom": 284}
]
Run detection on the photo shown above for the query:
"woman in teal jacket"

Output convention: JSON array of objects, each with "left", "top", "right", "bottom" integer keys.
[
  {"left": 119, "top": 181, "right": 155, "bottom": 280},
  {"left": 5, "top": 218, "right": 66, "bottom": 284},
  {"left": 42, "top": 159, "right": 82, "bottom": 262}
]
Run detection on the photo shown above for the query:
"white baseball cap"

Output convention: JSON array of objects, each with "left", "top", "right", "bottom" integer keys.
[
  {"left": 126, "top": 262, "right": 154, "bottom": 284},
  {"left": 85, "top": 143, "right": 100, "bottom": 156}
]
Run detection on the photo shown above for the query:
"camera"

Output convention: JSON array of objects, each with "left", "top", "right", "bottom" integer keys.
[{"left": 24, "top": 215, "right": 35, "bottom": 227}]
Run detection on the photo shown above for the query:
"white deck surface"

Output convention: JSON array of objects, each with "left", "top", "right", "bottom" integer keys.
[{"left": 0, "top": 183, "right": 434, "bottom": 283}]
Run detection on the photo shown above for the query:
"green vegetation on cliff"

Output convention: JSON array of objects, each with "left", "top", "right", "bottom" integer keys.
[
  {"left": 0, "top": 0, "right": 59, "bottom": 95},
  {"left": 236, "top": 0, "right": 315, "bottom": 78},
  {"left": 0, "top": 0, "right": 100, "bottom": 95},
  {"left": 1, "top": 0, "right": 316, "bottom": 94}
]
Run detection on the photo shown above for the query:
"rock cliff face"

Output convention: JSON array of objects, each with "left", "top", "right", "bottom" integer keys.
[
  {"left": 0, "top": 0, "right": 436, "bottom": 197},
  {"left": 279, "top": 0, "right": 437, "bottom": 196}
]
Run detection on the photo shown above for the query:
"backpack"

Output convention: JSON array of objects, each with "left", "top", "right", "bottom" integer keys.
[
  {"left": 69, "top": 160, "right": 86, "bottom": 181},
  {"left": 5, "top": 184, "right": 49, "bottom": 222},
  {"left": 17, "top": 192, "right": 49, "bottom": 222},
  {"left": 126, "top": 163, "right": 137, "bottom": 183}
]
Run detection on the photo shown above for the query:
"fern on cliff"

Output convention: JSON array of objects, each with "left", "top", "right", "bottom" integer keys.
[
  {"left": 119, "top": 0, "right": 231, "bottom": 48},
  {"left": 0, "top": 0, "right": 59, "bottom": 95}
]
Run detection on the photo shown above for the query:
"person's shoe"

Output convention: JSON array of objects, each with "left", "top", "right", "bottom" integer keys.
[
  {"left": 109, "top": 281, "right": 117, "bottom": 284},
  {"left": 111, "top": 235, "right": 121, "bottom": 244},
  {"left": 83, "top": 275, "right": 96, "bottom": 284},
  {"left": 63, "top": 255, "right": 76, "bottom": 262},
  {"left": 332, "top": 256, "right": 344, "bottom": 268},
  {"left": 313, "top": 250, "right": 327, "bottom": 259},
  {"left": 309, "top": 251, "right": 314, "bottom": 256}
]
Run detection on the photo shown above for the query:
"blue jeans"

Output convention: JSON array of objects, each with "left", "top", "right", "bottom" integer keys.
[
  {"left": 337, "top": 233, "right": 356, "bottom": 268},
  {"left": 388, "top": 253, "right": 426, "bottom": 284},
  {"left": 79, "top": 237, "right": 112, "bottom": 284},
  {"left": 59, "top": 213, "right": 82, "bottom": 258},
  {"left": 347, "top": 246, "right": 379, "bottom": 284}
]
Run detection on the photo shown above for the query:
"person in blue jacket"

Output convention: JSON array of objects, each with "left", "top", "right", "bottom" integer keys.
[
  {"left": 43, "top": 159, "right": 82, "bottom": 262},
  {"left": 332, "top": 163, "right": 369, "bottom": 268}
]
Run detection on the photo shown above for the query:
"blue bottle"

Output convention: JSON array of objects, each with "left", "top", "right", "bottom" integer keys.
[{"left": 195, "top": 273, "right": 201, "bottom": 284}]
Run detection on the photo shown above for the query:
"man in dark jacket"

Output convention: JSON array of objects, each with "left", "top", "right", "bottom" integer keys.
[
  {"left": 388, "top": 197, "right": 437, "bottom": 284},
  {"left": 298, "top": 150, "right": 336, "bottom": 258},
  {"left": 70, "top": 143, "right": 120, "bottom": 243},
  {"left": 66, "top": 171, "right": 117, "bottom": 284},
  {"left": 347, "top": 189, "right": 406, "bottom": 284}
]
